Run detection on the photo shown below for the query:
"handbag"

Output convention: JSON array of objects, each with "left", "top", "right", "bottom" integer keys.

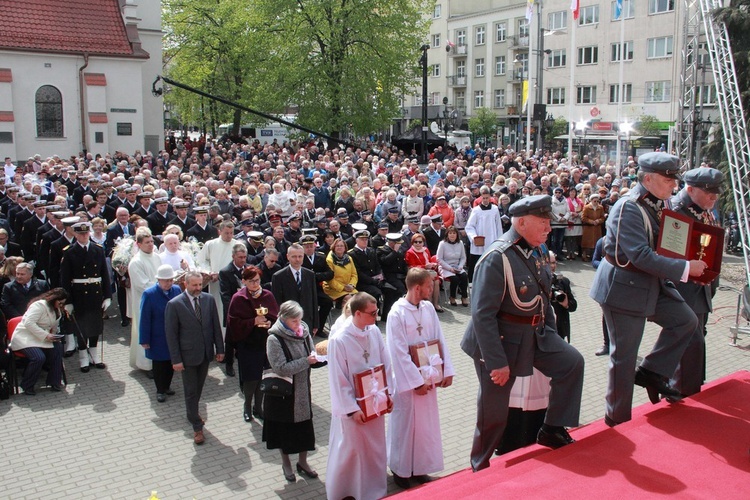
[{"left": 259, "top": 334, "right": 294, "bottom": 398}]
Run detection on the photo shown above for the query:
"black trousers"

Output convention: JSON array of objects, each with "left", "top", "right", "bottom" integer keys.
[
  {"left": 447, "top": 273, "right": 469, "bottom": 299},
  {"left": 116, "top": 282, "right": 129, "bottom": 321},
  {"left": 317, "top": 293, "right": 334, "bottom": 332},
  {"left": 152, "top": 360, "right": 174, "bottom": 394}
]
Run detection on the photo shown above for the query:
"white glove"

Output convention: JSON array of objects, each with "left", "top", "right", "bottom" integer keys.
[
  {"left": 102, "top": 298, "right": 112, "bottom": 311},
  {"left": 64, "top": 304, "right": 74, "bottom": 314}
]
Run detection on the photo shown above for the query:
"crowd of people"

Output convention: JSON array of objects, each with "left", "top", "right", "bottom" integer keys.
[{"left": 0, "top": 136, "right": 726, "bottom": 496}]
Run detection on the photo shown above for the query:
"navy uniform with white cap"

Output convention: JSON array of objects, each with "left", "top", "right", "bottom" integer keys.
[
  {"left": 460, "top": 195, "right": 584, "bottom": 471},
  {"left": 60, "top": 221, "right": 113, "bottom": 372},
  {"left": 348, "top": 228, "right": 385, "bottom": 304},
  {"left": 186, "top": 206, "right": 218, "bottom": 243},
  {"left": 376, "top": 232, "right": 408, "bottom": 318},
  {"left": 146, "top": 197, "right": 172, "bottom": 237},
  {"left": 590, "top": 152, "right": 708, "bottom": 425},
  {"left": 667, "top": 167, "right": 724, "bottom": 396}
]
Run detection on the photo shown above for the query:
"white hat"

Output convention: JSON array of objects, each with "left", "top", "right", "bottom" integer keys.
[{"left": 155, "top": 264, "right": 178, "bottom": 280}]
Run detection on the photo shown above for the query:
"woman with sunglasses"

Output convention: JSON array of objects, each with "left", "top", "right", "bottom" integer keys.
[{"left": 404, "top": 235, "right": 443, "bottom": 312}]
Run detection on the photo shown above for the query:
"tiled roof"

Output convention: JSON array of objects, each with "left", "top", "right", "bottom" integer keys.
[{"left": 0, "top": 0, "right": 136, "bottom": 57}]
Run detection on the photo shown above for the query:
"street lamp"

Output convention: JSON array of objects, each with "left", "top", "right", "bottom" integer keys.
[
  {"left": 420, "top": 44, "right": 430, "bottom": 164},
  {"left": 575, "top": 120, "right": 588, "bottom": 157},
  {"left": 619, "top": 121, "right": 633, "bottom": 172}
]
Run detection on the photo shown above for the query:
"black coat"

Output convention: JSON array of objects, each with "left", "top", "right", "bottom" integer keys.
[
  {"left": 348, "top": 246, "right": 383, "bottom": 288},
  {"left": 60, "top": 242, "right": 112, "bottom": 338},
  {"left": 169, "top": 215, "right": 196, "bottom": 234},
  {"left": 218, "top": 261, "right": 245, "bottom": 323},
  {"left": 20, "top": 215, "right": 47, "bottom": 260},
  {"left": 47, "top": 235, "right": 74, "bottom": 288},
  {"left": 0, "top": 278, "right": 49, "bottom": 319},
  {"left": 146, "top": 210, "right": 172, "bottom": 238},
  {"left": 423, "top": 225, "right": 445, "bottom": 256},
  {"left": 37, "top": 227, "right": 64, "bottom": 276},
  {"left": 550, "top": 273, "right": 577, "bottom": 342},
  {"left": 186, "top": 223, "right": 218, "bottom": 244}
]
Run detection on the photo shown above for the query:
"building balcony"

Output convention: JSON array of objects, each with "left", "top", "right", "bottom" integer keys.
[
  {"left": 509, "top": 35, "right": 530, "bottom": 49},
  {"left": 509, "top": 69, "right": 528, "bottom": 82},
  {"left": 447, "top": 75, "right": 467, "bottom": 87},
  {"left": 447, "top": 44, "right": 468, "bottom": 57}
]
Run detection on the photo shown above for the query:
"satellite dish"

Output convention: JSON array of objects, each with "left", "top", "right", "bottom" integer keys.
[{"left": 430, "top": 122, "right": 440, "bottom": 134}]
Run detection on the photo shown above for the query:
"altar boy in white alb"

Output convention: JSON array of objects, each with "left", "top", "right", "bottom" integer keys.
[
  {"left": 386, "top": 268, "right": 454, "bottom": 489},
  {"left": 326, "top": 292, "right": 392, "bottom": 500}
]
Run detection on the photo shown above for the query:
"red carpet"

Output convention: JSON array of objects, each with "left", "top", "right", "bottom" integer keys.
[{"left": 393, "top": 371, "right": 750, "bottom": 499}]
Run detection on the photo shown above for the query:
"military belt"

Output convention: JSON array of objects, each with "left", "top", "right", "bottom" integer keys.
[
  {"left": 497, "top": 311, "right": 543, "bottom": 326},
  {"left": 71, "top": 278, "right": 102, "bottom": 284}
]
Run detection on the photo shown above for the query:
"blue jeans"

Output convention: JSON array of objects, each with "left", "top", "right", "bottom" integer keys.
[{"left": 550, "top": 227, "right": 566, "bottom": 257}]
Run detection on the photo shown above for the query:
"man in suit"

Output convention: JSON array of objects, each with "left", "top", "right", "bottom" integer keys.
[
  {"left": 300, "top": 234, "right": 334, "bottom": 335},
  {"left": 106, "top": 207, "right": 136, "bottom": 327},
  {"left": 93, "top": 189, "right": 116, "bottom": 223},
  {"left": 0, "top": 228, "right": 21, "bottom": 257},
  {"left": 667, "top": 167, "right": 724, "bottom": 397},
  {"left": 460, "top": 195, "right": 584, "bottom": 471},
  {"left": 134, "top": 192, "right": 155, "bottom": 219},
  {"left": 165, "top": 271, "right": 225, "bottom": 445},
  {"left": 218, "top": 243, "right": 248, "bottom": 377},
  {"left": 589, "top": 153, "right": 707, "bottom": 426},
  {"left": 271, "top": 243, "right": 319, "bottom": 334},
  {"left": 13, "top": 194, "right": 36, "bottom": 242},
  {"left": 258, "top": 248, "right": 282, "bottom": 287},
  {"left": 0, "top": 262, "right": 49, "bottom": 318}
]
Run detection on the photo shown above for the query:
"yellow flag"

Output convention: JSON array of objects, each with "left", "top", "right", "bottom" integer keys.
[{"left": 522, "top": 80, "right": 529, "bottom": 110}]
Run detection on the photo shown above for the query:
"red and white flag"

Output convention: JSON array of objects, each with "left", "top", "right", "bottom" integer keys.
[{"left": 571, "top": 0, "right": 580, "bottom": 20}]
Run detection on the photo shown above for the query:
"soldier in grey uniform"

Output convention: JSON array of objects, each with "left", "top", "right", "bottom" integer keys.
[
  {"left": 461, "top": 195, "right": 584, "bottom": 472},
  {"left": 589, "top": 152, "right": 708, "bottom": 426},
  {"left": 667, "top": 167, "right": 724, "bottom": 397}
]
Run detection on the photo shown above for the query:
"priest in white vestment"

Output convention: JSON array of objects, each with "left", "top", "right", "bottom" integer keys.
[
  {"left": 128, "top": 228, "right": 162, "bottom": 371},
  {"left": 465, "top": 186, "right": 504, "bottom": 278},
  {"left": 197, "top": 221, "right": 239, "bottom": 330},
  {"left": 158, "top": 233, "right": 194, "bottom": 272},
  {"left": 326, "top": 292, "right": 392, "bottom": 500},
  {"left": 386, "top": 268, "right": 454, "bottom": 487}
]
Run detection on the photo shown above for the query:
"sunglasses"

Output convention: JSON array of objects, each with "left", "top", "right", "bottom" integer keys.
[
  {"left": 361, "top": 308, "right": 378, "bottom": 317},
  {"left": 412, "top": 240, "right": 424, "bottom": 244}
]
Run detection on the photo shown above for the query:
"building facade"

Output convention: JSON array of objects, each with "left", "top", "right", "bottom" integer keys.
[
  {"left": 0, "top": 0, "right": 163, "bottom": 162},
  {"left": 419, "top": 0, "right": 716, "bottom": 156}
]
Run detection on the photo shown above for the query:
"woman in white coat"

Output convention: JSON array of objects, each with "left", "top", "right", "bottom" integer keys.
[{"left": 9, "top": 288, "right": 68, "bottom": 395}]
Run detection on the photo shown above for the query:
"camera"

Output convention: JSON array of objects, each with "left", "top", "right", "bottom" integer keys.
[{"left": 551, "top": 273, "right": 566, "bottom": 303}]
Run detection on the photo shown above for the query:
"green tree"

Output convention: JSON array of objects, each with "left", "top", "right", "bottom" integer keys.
[
  {"left": 163, "top": 0, "right": 273, "bottom": 136},
  {"left": 547, "top": 116, "right": 568, "bottom": 140},
  {"left": 468, "top": 108, "right": 499, "bottom": 147},
  {"left": 635, "top": 114, "right": 660, "bottom": 137},
  {"left": 247, "top": 0, "right": 433, "bottom": 138}
]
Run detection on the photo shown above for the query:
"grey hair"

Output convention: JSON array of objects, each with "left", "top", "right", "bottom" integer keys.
[
  {"left": 278, "top": 300, "right": 304, "bottom": 322},
  {"left": 16, "top": 262, "right": 34, "bottom": 272},
  {"left": 184, "top": 270, "right": 203, "bottom": 283}
]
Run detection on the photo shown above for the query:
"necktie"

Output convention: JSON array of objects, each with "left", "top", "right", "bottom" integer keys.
[
  {"left": 123, "top": 225, "right": 129, "bottom": 235},
  {"left": 194, "top": 297, "right": 202, "bottom": 322},
  {"left": 295, "top": 270, "right": 301, "bottom": 286}
]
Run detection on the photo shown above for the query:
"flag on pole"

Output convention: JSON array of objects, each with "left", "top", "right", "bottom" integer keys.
[
  {"left": 571, "top": 0, "right": 580, "bottom": 20},
  {"left": 614, "top": 0, "right": 623, "bottom": 19},
  {"left": 526, "top": 0, "right": 535, "bottom": 22}
]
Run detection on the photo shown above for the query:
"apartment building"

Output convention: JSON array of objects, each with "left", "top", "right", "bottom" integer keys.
[{"left": 417, "top": 0, "right": 716, "bottom": 155}]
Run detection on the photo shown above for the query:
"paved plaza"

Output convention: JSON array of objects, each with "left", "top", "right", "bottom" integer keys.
[{"left": 2, "top": 255, "right": 749, "bottom": 499}]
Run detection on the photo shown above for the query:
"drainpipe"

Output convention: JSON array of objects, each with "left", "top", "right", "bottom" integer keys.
[{"left": 78, "top": 52, "right": 89, "bottom": 155}]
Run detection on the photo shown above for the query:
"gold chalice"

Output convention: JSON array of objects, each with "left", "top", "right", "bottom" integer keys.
[
  {"left": 697, "top": 233, "right": 712, "bottom": 260},
  {"left": 255, "top": 306, "right": 269, "bottom": 316}
]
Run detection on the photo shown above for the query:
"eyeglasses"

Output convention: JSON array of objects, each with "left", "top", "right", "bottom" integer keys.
[
  {"left": 412, "top": 240, "right": 424, "bottom": 244},
  {"left": 246, "top": 278, "right": 261, "bottom": 283},
  {"left": 361, "top": 308, "right": 378, "bottom": 317}
]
